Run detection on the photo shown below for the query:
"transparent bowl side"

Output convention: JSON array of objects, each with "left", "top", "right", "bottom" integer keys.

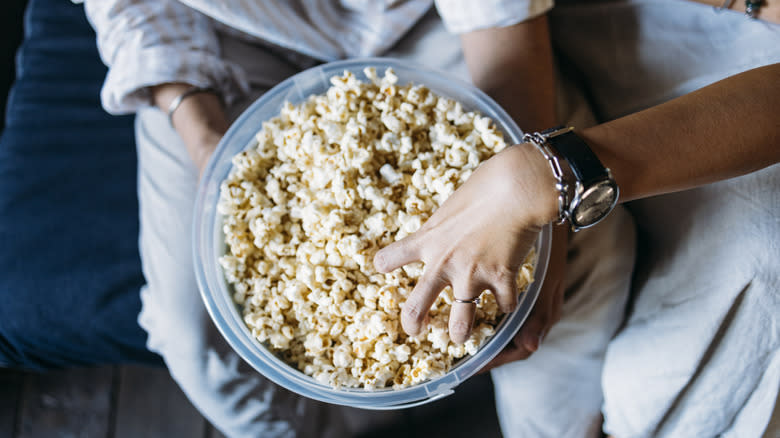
[{"left": 193, "top": 57, "right": 551, "bottom": 409}]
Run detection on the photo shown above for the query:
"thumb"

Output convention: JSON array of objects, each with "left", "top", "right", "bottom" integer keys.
[{"left": 373, "top": 233, "right": 422, "bottom": 273}]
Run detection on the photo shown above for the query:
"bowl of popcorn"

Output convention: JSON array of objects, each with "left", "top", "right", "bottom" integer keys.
[{"left": 194, "top": 58, "right": 552, "bottom": 409}]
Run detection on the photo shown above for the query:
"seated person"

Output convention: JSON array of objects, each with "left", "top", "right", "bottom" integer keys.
[{"left": 79, "top": 0, "right": 780, "bottom": 436}]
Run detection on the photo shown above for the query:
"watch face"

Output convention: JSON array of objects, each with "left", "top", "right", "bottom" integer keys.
[{"left": 571, "top": 180, "right": 619, "bottom": 228}]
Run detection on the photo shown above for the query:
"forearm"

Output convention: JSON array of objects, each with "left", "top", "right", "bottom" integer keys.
[
  {"left": 152, "top": 83, "right": 228, "bottom": 174},
  {"left": 84, "top": 0, "right": 247, "bottom": 115},
  {"left": 581, "top": 63, "right": 780, "bottom": 202},
  {"left": 86, "top": 0, "right": 235, "bottom": 174},
  {"left": 460, "top": 15, "right": 556, "bottom": 132}
]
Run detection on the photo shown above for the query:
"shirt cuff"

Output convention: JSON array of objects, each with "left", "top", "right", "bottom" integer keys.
[
  {"left": 100, "top": 45, "right": 250, "bottom": 115},
  {"left": 435, "top": 0, "right": 555, "bottom": 34}
]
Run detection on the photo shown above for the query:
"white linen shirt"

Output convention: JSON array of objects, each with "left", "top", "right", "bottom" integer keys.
[{"left": 74, "top": 0, "right": 552, "bottom": 114}]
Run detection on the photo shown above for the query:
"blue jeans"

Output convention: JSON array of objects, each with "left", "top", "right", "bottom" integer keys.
[{"left": 0, "top": 0, "right": 160, "bottom": 369}]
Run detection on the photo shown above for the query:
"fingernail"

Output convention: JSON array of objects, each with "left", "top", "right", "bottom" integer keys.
[{"left": 373, "top": 252, "right": 386, "bottom": 272}]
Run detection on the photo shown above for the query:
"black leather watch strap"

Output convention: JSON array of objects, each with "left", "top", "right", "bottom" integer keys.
[{"left": 541, "top": 127, "right": 607, "bottom": 186}]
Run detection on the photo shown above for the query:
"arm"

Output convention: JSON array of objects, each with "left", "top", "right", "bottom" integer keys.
[
  {"left": 460, "top": 16, "right": 569, "bottom": 359},
  {"left": 460, "top": 15, "right": 556, "bottom": 133},
  {"left": 377, "top": 4, "right": 568, "bottom": 358},
  {"left": 150, "top": 83, "right": 228, "bottom": 175},
  {"left": 82, "top": 0, "right": 245, "bottom": 172},
  {"left": 584, "top": 63, "right": 780, "bottom": 202},
  {"left": 376, "top": 63, "right": 780, "bottom": 352}
]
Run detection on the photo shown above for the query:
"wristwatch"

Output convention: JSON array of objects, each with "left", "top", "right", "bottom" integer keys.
[{"left": 524, "top": 126, "right": 619, "bottom": 231}]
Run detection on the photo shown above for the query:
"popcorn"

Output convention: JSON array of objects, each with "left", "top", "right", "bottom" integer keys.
[{"left": 219, "top": 68, "right": 537, "bottom": 390}]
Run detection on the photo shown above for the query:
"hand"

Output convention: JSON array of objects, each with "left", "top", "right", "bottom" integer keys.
[
  {"left": 481, "top": 224, "right": 568, "bottom": 372},
  {"left": 151, "top": 83, "right": 229, "bottom": 177},
  {"left": 373, "top": 143, "right": 559, "bottom": 344}
]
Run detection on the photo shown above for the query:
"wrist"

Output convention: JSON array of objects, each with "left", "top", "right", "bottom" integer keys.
[
  {"left": 525, "top": 126, "right": 620, "bottom": 231},
  {"left": 151, "top": 83, "right": 227, "bottom": 174},
  {"left": 151, "top": 83, "right": 194, "bottom": 111},
  {"left": 190, "top": 131, "right": 222, "bottom": 173},
  {"left": 505, "top": 143, "right": 561, "bottom": 227},
  {"left": 577, "top": 125, "right": 628, "bottom": 201}
]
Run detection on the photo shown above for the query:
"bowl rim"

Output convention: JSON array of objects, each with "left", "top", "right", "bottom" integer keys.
[{"left": 193, "top": 57, "right": 551, "bottom": 409}]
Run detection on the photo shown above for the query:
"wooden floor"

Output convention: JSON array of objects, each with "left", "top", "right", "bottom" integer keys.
[
  {"left": 0, "top": 365, "right": 503, "bottom": 438},
  {"left": 0, "top": 365, "right": 225, "bottom": 438}
]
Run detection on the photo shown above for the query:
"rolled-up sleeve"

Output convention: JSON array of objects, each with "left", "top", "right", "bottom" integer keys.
[
  {"left": 77, "top": 0, "right": 249, "bottom": 114},
  {"left": 434, "top": 0, "right": 554, "bottom": 34}
]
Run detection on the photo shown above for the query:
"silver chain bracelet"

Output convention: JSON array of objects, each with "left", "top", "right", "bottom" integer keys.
[{"left": 523, "top": 132, "right": 570, "bottom": 226}]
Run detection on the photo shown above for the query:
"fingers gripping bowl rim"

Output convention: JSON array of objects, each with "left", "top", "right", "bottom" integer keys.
[{"left": 193, "top": 57, "right": 552, "bottom": 410}]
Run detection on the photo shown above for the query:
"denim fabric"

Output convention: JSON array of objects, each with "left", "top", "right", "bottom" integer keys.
[{"left": 0, "top": 0, "right": 160, "bottom": 369}]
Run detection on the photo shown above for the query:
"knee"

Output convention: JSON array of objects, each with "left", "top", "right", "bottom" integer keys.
[{"left": 0, "top": 286, "right": 159, "bottom": 369}]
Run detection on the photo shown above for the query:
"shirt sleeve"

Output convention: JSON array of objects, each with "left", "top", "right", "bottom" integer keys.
[
  {"left": 78, "top": 0, "right": 249, "bottom": 115},
  {"left": 434, "top": 0, "right": 554, "bottom": 34}
]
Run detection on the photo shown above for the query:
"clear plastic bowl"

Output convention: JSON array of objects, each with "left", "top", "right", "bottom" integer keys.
[{"left": 193, "top": 57, "right": 551, "bottom": 410}]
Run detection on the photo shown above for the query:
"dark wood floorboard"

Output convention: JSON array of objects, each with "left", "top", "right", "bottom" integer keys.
[
  {"left": 0, "top": 369, "right": 23, "bottom": 438},
  {"left": 113, "top": 365, "right": 206, "bottom": 438},
  {"left": 0, "top": 365, "right": 507, "bottom": 438},
  {"left": 16, "top": 367, "right": 114, "bottom": 438}
]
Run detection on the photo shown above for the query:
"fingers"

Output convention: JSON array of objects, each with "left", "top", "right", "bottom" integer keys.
[
  {"left": 493, "top": 271, "right": 519, "bottom": 314},
  {"left": 373, "top": 233, "right": 421, "bottom": 273},
  {"left": 449, "top": 281, "right": 486, "bottom": 344},
  {"left": 448, "top": 302, "right": 476, "bottom": 344},
  {"left": 518, "top": 274, "right": 562, "bottom": 352},
  {"left": 514, "top": 224, "right": 567, "bottom": 351},
  {"left": 479, "top": 272, "right": 565, "bottom": 373},
  {"left": 479, "top": 336, "right": 534, "bottom": 374},
  {"left": 401, "top": 270, "right": 448, "bottom": 336}
]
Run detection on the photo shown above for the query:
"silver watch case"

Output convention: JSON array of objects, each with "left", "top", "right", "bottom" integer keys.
[{"left": 567, "top": 171, "right": 619, "bottom": 231}]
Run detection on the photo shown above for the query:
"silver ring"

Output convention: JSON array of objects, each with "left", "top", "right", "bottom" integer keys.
[{"left": 454, "top": 296, "right": 481, "bottom": 305}]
